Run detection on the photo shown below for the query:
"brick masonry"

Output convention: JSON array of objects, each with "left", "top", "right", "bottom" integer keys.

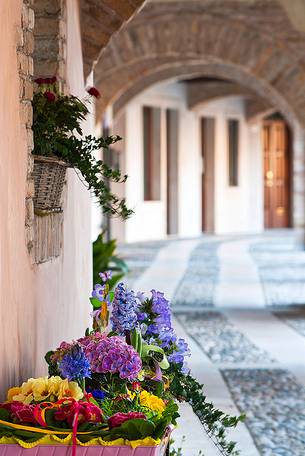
[
  {"left": 18, "top": 0, "right": 35, "bottom": 258},
  {"left": 31, "top": 0, "right": 67, "bottom": 264},
  {"left": 94, "top": 0, "right": 305, "bottom": 228},
  {"left": 80, "top": 0, "right": 145, "bottom": 78}
]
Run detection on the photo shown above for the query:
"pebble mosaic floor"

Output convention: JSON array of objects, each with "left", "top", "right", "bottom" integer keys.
[
  {"left": 117, "top": 240, "right": 169, "bottom": 287},
  {"left": 120, "top": 233, "right": 305, "bottom": 455},
  {"left": 250, "top": 238, "right": 305, "bottom": 306},
  {"left": 221, "top": 369, "right": 305, "bottom": 456},
  {"left": 172, "top": 240, "right": 221, "bottom": 308},
  {"left": 176, "top": 311, "right": 275, "bottom": 365}
]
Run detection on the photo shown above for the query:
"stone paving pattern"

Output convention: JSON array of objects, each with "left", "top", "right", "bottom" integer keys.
[
  {"left": 250, "top": 238, "right": 305, "bottom": 306},
  {"left": 176, "top": 311, "right": 275, "bottom": 365},
  {"left": 117, "top": 240, "right": 168, "bottom": 287},
  {"left": 222, "top": 369, "right": 305, "bottom": 456},
  {"left": 120, "top": 233, "right": 305, "bottom": 455},
  {"left": 172, "top": 240, "right": 220, "bottom": 307}
]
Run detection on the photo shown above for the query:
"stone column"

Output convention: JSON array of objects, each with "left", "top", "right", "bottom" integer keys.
[{"left": 292, "top": 123, "right": 305, "bottom": 238}]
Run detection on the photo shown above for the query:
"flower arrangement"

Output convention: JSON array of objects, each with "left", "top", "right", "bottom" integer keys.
[
  {"left": 32, "top": 77, "right": 132, "bottom": 219},
  {"left": 0, "top": 273, "right": 244, "bottom": 456}
]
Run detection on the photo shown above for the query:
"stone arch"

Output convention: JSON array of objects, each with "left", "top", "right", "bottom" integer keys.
[{"left": 94, "top": 1, "right": 305, "bottom": 130}]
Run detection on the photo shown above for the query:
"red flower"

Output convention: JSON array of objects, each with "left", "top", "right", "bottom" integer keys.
[
  {"left": 4, "top": 402, "right": 36, "bottom": 424},
  {"left": 44, "top": 91, "right": 56, "bottom": 102},
  {"left": 86, "top": 87, "right": 101, "bottom": 99},
  {"left": 131, "top": 382, "right": 141, "bottom": 391},
  {"left": 108, "top": 412, "right": 146, "bottom": 429},
  {"left": 54, "top": 401, "right": 103, "bottom": 427},
  {"left": 35, "top": 76, "right": 57, "bottom": 85}
]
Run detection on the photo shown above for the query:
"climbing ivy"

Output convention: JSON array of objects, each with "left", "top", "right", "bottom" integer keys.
[{"left": 170, "top": 370, "right": 245, "bottom": 455}]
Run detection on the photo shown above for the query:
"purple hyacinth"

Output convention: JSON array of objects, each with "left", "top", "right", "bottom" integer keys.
[
  {"left": 83, "top": 334, "right": 142, "bottom": 380},
  {"left": 151, "top": 290, "right": 172, "bottom": 330},
  {"left": 99, "top": 271, "right": 112, "bottom": 282},
  {"left": 111, "top": 283, "right": 139, "bottom": 334},
  {"left": 168, "top": 337, "right": 190, "bottom": 365},
  {"left": 92, "top": 284, "right": 106, "bottom": 301},
  {"left": 158, "top": 327, "right": 177, "bottom": 348},
  {"left": 58, "top": 344, "right": 91, "bottom": 381}
]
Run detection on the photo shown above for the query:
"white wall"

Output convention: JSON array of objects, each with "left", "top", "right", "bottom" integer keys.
[
  {"left": 112, "top": 84, "right": 264, "bottom": 243},
  {"left": 195, "top": 97, "right": 263, "bottom": 234},
  {"left": 116, "top": 80, "right": 202, "bottom": 242}
]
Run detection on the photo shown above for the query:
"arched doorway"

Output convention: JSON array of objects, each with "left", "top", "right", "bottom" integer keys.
[{"left": 93, "top": 0, "right": 305, "bottom": 240}]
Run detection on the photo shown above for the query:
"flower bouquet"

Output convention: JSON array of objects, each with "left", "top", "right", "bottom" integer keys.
[{"left": 0, "top": 272, "right": 244, "bottom": 456}]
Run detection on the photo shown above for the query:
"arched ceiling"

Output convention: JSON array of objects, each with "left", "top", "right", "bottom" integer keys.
[
  {"left": 92, "top": 0, "right": 305, "bottom": 128},
  {"left": 80, "top": 0, "right": 146, "bottom": 78}
]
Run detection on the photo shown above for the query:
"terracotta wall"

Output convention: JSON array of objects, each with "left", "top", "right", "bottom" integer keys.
[{"left": 0, "top": 0, "right": 92, "bottom": 398}]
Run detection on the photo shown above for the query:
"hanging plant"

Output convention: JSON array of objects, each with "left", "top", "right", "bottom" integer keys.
[{"left": 32, "top": 76, "right": 132, "bottom": 219}]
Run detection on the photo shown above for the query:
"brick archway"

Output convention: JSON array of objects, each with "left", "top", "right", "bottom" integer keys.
[{"left": 94, "top": 0, "right": 305, "bottom": 130}]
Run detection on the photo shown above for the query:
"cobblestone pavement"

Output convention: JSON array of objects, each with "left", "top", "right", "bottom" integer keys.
[
  {"left": 117, "top": 240, "right": 169, "bottom": 287},
  {"left": 222, "top": 369, "right": 305, "bottom": 456},
  {"left": 250, "top": 237, "right": 305, "bottom": 306},
  {"left": 120, "top": 232, "right": 305, "bottom": 455},
  {"left": 176, "top": 311, "right": 275, "bottom": 364},
  {"left": 172, "top": 239, "right": 221, "bottom": 307}
]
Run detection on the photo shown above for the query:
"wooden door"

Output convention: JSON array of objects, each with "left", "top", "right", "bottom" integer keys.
[
  {"left": 166, "top": 109, "right": 179, "bottom": 235},
  {"left": 201, "top": 117, "right": 215, "bottom": 232},
  {"left": 263, "top": 120, "right": 290, "bottom": 228}
]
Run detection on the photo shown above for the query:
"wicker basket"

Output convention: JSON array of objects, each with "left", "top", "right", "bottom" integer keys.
[{"left": 33, "top": 155, "right": 69, "bottom": 214}]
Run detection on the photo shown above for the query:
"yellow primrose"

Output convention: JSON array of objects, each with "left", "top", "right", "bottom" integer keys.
[
  {"left": 7, "top": 387, "right": 21, "bottom": 402},
  {"left": 7, "top": 376, "right": 83, "bottom": 404},
  {"left": 57, "top": 377, "right": 83, "bottom": 401},
  {"left": 139, "top": 390, "right": 166, "bottom": 413},
  {"left": 32, "top": 377, "right": 51, "bottom": 402}
]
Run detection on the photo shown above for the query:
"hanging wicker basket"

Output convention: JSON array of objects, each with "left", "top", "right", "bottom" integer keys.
[{"left": 33, "top": 155, "right": 69, "bottom": 214}]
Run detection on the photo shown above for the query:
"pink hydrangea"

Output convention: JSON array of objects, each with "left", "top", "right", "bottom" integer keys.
[
  {"left": 82, "top": 334, "right": 142, "bottom": 380},
  {"left": 108, "top": 412, "right": 146, "bottom": 429}
]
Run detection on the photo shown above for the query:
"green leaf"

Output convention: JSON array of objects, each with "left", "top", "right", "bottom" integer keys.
[
  {"left": 90, "top": 297, "right": 102, "bottom": 309},
  {"left": 107, "top": 419, "right": 155, "bottom": 441}
]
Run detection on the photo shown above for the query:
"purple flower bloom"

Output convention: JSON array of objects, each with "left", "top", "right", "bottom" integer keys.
[
  {"left": 99, "top": 271, "right": 112, "bottom": 282},
  {"left": 92, "top": 284, "right": 105, "bottom": 301},
  {"left": 58, "top": 344, "right": 91, "bottom": 381},
  {"left": 168, "top": 337, "right": 190, "bottom": 366},
  {"left": 111, "top": 283, "right": 139, "bottom": 334},
  {"left": 158, "top": 327, "right": 177, "bottom": 348},
  {"left": 150, "top": 290, "right": 172, "bottom": 331},
  {"left": 137, "top": 312, "right": 148, "bottom": 322},
  {"left": 83, "top": 334, "right": 142, "bottom": 380},
  {"left": 136, "top": 292, "right": 146, "bottom": 303}
]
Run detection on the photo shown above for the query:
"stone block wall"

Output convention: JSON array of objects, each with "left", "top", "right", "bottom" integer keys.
[{"left": 18, "top": 0, "right": 35, "bottom": 259}]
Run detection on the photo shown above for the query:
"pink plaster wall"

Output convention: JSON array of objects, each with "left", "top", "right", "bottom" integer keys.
[
  {"left": 0, "top": 0, "right": 92, "bottom": 398},
  {"left": 34, "top": 0, "right": 92, "bottom": 376},
  {"left": 0, "top": 0, "right": 35, "bottom": 397}
]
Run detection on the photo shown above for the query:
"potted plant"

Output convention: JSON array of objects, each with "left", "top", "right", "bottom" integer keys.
[
  {"left": 32, "top": 77, "right": 131, "bottom": 219},
  {"left": 0, "top": 273, "right": 244, "bottom": 455}
]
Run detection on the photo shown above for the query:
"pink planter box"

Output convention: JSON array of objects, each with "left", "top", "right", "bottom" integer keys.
[
  {"left": 0, "top": 429, "right": 171, "bottom": 456},
  {"left": 0, "top": 444, "right": 168, "bottom": 456}
]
